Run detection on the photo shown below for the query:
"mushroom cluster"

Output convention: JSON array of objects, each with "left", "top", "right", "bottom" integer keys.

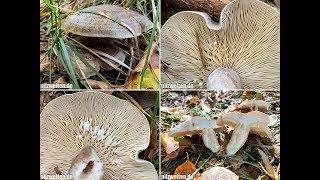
[
  {"left": 58, "top": 4, "right": 153, "bottom": 80},
  {"left": 160, "top": 0, "right": 280, "bottom": 90},
  {"left": 168, "top": 99, "right": 272, "bottom": 156},
  {"left": 40, "top": 92, "right": 158, "bottom": 179}
]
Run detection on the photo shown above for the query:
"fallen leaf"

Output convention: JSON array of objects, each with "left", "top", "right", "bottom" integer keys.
[
  {"left": 54, "top": 76, "right": 69, "bottom": 84},
  {"left": 174, "top": 136, "right": 192, "bottom": 147},
  {"left": 162, "top": 146, "right": 188, "bottom": 162},
  {"left": 241, "top": 91, "right": 264, "bottom": 100},
  {"left": 146, "top": 129, "right": 159, "bottom": 160},
  {"left": 85, "top": 79, "right": 109, "bottom": 89},
  {"left": 161, "top": 132, "right": 179, "bottom": 154},
  {"left": 200, "top": 98, "right": 212, "bottom": 113},
  {"left": 186, "top": 97, "right": 200, "bottom": 107},
  {"left": 161, "top": 107, "right": 188, "bottom": 115},
  {"left": 258, "top": 149, "right": 276, "bottom": 179},
  {"left": 162, "top": 107, "right": 179, "bottom": 114},
  {"left": 127, "top": 68, "right": 160, "bottom": 89},
  {"left": 162, "top": 137, "right": 192, "bottom": 162},
  {"left": 40, "top": 52, "right": 50, "bottom": 72},
  {"left": 134, "top": 42, "right": 159, "bottom": 72},
  {"left": 174, "top": 160, "right": 197, "bottom": 178},
  {"left": 127, "top": 91, "right": 156, "bottom": 110}
]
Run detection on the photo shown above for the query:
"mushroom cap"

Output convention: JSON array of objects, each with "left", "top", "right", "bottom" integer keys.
[
  {"left": 62, "top": 4, "right": 153, "bottom": 39},
  {"left": 217, "top": 111, "right": 271, "bottom": 138},
  {"left": 40, "top": 92, "right": 158, "bottom": 180},
  {"left": 200, "top": 166, "right": 239, "bottom": 180},
  {"left": 168, "top": 116, "right": 221, "bottom": 153},
  {"left": 218, "top": 111, "right": 269, "bottom": 126},
  {"left": 169, "top": 116, "right": 219, "bottom": 137},
  {"left": 161, "top": 0, "right": 279, "bottom": 89},
  {"left": 225, "top": 99, "right": 270, "bottom": 113},
  {"left": 74, "top": 37, "right": 127, "bottom": 71},
  {"left": 56, "top": 45, "right": 101, "bottom": 79}
]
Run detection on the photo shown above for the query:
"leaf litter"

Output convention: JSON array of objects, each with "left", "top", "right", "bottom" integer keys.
[{"left": 161, "top": 91, "right": 280, "bottom": 179}]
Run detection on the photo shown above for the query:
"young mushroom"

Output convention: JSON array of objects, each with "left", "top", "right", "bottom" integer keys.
[
  {"left": 217, "top": 111, "right": 272, "bottom": 156},
  {"left": 161, "top": 0, "right": 280, "bottom": 90},
  {"left": 199, "top": 166, "right": 239, "bottom": 180},
  {"left": 168, "top": 116, "right": 221, "bottom": 153},
  {"left": 40, "top": 92, "right": 158, "bottom": 180}
]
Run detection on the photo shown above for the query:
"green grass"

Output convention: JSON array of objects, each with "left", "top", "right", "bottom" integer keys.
[{"left": 140, "top": 0, "right": 160, "bottom": 89}]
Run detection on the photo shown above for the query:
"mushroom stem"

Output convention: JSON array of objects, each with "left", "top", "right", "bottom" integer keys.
[
  {"left": 69, "top": 146, "right": 104, "bottom": 180},
  {"left": 207, "top": 67, "right": 242, "bottom": 90}
]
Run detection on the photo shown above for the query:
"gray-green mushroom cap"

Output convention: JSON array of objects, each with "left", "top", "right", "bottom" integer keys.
[{"left": 62, "top": 4, "right": 153, "bottom": 39}]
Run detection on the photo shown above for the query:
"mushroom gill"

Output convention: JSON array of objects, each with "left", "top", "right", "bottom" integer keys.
[
  {"left": 160, "top": 0, "right": 279, "bottom": 90},
  {"left": 40, "top": 92, "right": 158, "bottom": 180}
]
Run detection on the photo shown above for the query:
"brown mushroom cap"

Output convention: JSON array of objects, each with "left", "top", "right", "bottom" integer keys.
[
  {"left": 161, "top": 0, "right": 279, "bottom": 90},
  {"left": 200, "top": 166, "right": 239, "bottom": 180},
  {"left": 62, "top": 4, "right": 153, "bottom": 39},
  {"left": 40, "top": 92, "right": 158, "bottom": 179}
]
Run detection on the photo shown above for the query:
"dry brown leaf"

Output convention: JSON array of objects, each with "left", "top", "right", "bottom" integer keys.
[
  {"left": 258, "top": 149, "right": 276, "bottom": 179},
  {"left": 161, "top": 132, "right": 179, "bottom": 154},
  {"left": 126, "top": 91, "right": 156, "bottom": 110},
  {"left": 126, "top": 41, "right": 159, "bottom": 89},
  {"left": 186, "top": 97, "right": 200, "bottom": 107},
  {"left": 134, "top": 42, "right": 159, "bottom": 72},
  {"left": 54, "top": 76, "right": 69, "bottom": 84},
  {"left": 146, "top": 129, "right": 159, "bottom": 160},
  {"left": 40, "top": 52, "right": 50, "bottom": 72},
  {"left": 85, "top": 79, "right": 109, "bottom": 89},
  {"left": 162, "top": 146, "right": 188, "bottom": 162},
  {"left": 174, "top": 160, "right": 197, "bottom": 179},
  {"left": 161, "top": 107, "right": 187, "bottom": 115},
  {"left": 162, "top": 136, "right": 192, "bottom": 162}
]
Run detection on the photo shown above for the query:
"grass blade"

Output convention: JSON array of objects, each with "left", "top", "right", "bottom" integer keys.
[
  {"left": 66, "top": 40, "right": 111, "bottom": 86},
  {"left": 140, "top": 0, "right": 159, "bottom": 89}
]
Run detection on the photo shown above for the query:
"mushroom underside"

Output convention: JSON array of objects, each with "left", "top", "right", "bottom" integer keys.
[
  {"left": 161, "top": 0, "right": 279, "bottom": 89},
  {"left": 40, "top": 92, "right": 158, "bottom": 180}
]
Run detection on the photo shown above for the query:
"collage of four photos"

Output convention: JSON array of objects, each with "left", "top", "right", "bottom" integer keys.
[{"left": 40, "top": 0, "right": 280, "bottom": 179}]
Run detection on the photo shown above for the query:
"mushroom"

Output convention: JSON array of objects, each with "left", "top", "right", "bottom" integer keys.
[
  {"left": 160, "top": 0, "right": 279, "bottom": 90},
  {"left": 73, "top": 36, "right": 127, "bottom": 72},
  {"left": 60, "top": 4, "right": 153, "bottom": 79},
  {"left": 199, "top": 166, "right": 239, "bottom": 180},
  {"left": 226, "top": 99, "right": 270, "bottom": 113},
  {"left": 168, "top": 116, "right": 221, "bottom": 153},
  {"left": 40, "top": 92, "right": 158, "bottom": 179},
  {"left": 217, "top": 111, "right": 272, "bottom": 155},
  {"left": 56, "top": 45, "right": 101, "bottom": 79},
  {"left": 62, "top": 4, "right": 153, "bottom": 39}
]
